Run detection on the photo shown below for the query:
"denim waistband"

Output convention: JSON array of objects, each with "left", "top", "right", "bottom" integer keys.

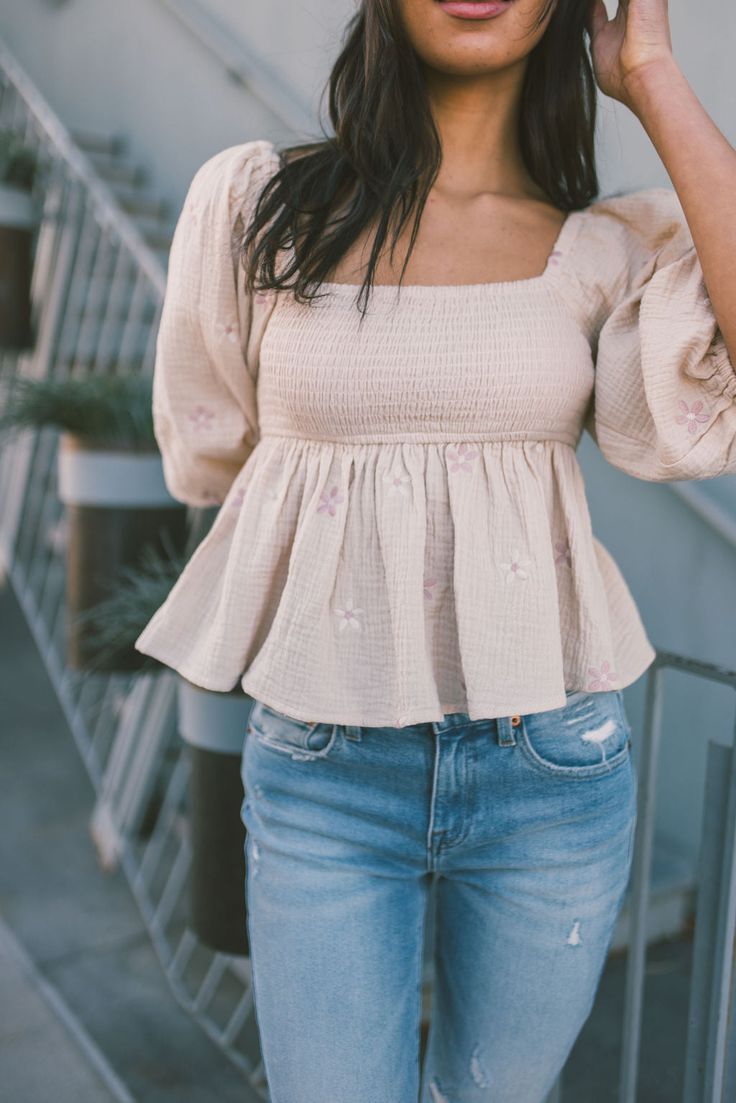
[{"left": 342, "top": 711, "right": 517, "bottom": 746}]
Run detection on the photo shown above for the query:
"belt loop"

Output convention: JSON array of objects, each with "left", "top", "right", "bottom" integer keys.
[
  {"left": 343, "top": 724, "right": 363, "bottom": 742},
  {"left": 496, "top": 715, "right": 518, "bottom": 747}
]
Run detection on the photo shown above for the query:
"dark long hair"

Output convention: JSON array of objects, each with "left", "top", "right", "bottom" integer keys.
[{"left": 240, "top": 0, "right": 598, "bottom": 316}]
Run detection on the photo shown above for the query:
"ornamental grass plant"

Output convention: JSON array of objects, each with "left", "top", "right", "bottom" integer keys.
[{"left": 0, "top": 371, "right": 156, "bottom": 449}]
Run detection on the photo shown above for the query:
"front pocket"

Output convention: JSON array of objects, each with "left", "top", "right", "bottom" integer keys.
[
  {"left": 518, "top": 689, "right": 632, "bottom": 779},
  {"left": 246, "top": 699, "right": 339, "bottom": 759}
]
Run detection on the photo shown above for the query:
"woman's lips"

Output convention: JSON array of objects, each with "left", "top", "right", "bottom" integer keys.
[{"left": 435, "top": 1, "right": 515, "bottom": 20}]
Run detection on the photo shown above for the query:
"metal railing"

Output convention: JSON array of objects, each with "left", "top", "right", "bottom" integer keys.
[
  {"left": 1, "top": 37, "right": 735, "bottom": 1103},
  {"left": 0, "top": 39, "right": 267, "bottom": 1101},
  {"left": 619, "top": 652, "right": 736, "bottom": 1102}
]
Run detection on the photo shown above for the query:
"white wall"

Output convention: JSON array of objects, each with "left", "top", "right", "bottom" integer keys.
[{"left": 1, "top": 0, "right": 735, "bottom": 868}]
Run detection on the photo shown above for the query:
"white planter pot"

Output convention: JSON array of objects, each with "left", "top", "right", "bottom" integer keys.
[
  {"left": 177, "top": 677, "right": 253, "bottom": 754},
  {"left": 0, "top": 182, "right": 39, "bottom": 230},
  {"left": 56, "top": 433, "right": 187, "bottom": 672},
  {"left": 57, "top": 433, "right": 179, "bottom": 508}
]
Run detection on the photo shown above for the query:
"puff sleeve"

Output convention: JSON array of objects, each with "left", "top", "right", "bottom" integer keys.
[
  {"left": 582, "top": 187, "right": 736, "bottom": 482},
  {"left": 151, "top": 138, "right": 279, "bottom": 507}
]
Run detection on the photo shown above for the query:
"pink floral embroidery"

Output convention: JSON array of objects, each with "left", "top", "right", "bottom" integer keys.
[
  {"left": 554, "top": 540, "right": 572, "bottom": 567},
  {"left": 547, "top": 249, "right": 562, "bottom": 266},
  {"left": 423, "top": 575, "right": 437, "bottom": 600},
  {"left": 587, "top": 661, "right": 618, "bottom": 690},
  {"left": 675, "top": 399, "right": 710, "bottom": 435},
  {"left": 446, "top": 443, "right": 479, "bottom": 473},
  {"left": 255, "top": 290, "right": 274, "bottom": 305},
  {"left": 230, "top": 486, "right": 246, "bottom": 509},
  {"left": 500, "top": 549, "right": 531, "bottom": 583},
  {"left": 219, "top": 319, "right": 238, "bottom": 344},
  {"left": 317, "top": 485, "right": 344, "bottom": 516},
  {"left": 383, "top": 469, "right": 411, "bottom": 497},
  {"left": 188, "top": 405, "right": 214, "bottom": 431},
  {"left": 334, "top": 600, "right": 364, "bottom": 632}
]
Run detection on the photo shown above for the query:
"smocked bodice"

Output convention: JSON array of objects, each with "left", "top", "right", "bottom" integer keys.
[{"left": 134, "top": 139, "right": 736, "bottom": 726}]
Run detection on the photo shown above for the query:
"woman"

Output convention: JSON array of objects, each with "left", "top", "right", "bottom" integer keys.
[{"left": 135, "top": 1, "right": 736, "bottom": 1099}]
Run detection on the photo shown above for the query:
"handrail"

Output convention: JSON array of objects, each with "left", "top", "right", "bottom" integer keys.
[
  {"left": 669, "top": 482, "right": 736, "bottom": 552},
  {"left": 156, "top": 0, "right": 317, "bottom": 137},
  {"left": 0, "top": 37, "right": 166, "bottom": 297}
]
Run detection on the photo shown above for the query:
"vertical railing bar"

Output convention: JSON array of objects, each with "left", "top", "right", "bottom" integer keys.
[
  {"left": 169, "top": 927, "right": 198, "bottom": 983},
  {"left": 150, "top": 836, "right": 191, "bottom": 935},
  {"left": 117, "top": 269, "right": 154, "bottom": 370},
  {"left": 619, "top": 662, "right": 665, "bottom": 1103},
  {"left": 192, "top": 955, "right": 228, "bottom": 1013},
  {"left": 16, "top": 429, "right": 48, "bottom": 571},
  {"left": 57, "top": 200, "right": 104, "bottom": 375},
  {"left": 32, "top": 171, "right": 85, "bottom": 385},
  {"left": 134, "top": 755, "right": 189, "bottom": 895},
  {"left": 703, "top": 708, "right": 736, "bottom": 1102},
  {"left": 95, "top": 245, "right": 135, "bottom": 372},
  {"left": 73, "top": 215, "right": 114, "bottom": 370},
  {"left": 684, "top": 741, "right": 731, "bottom": 1102},
  {"left": 222, "top": 988, "right": 256, "bottom": 1048},
  {"left": 26, "top": 432, "right": 63, "bottom": 615}
]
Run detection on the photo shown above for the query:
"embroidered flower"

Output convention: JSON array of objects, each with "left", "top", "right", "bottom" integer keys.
[
  {"left": 188, "top": 405, "right": 214, "bottom": 431},
  {"left": 383, "top": 469, "right": 411, "bottom": 497},
  {"left": 230, "top": 485, "right": 246, "bottom": 509},
  {"left": 334, "top": 600, "right": 364, "bottom": 632},
  {"left": 554, "top": 539, "right": 572, "bottom": 567},
  {"left": 446, "top": 443, "right": 479, "bottom": 473},
  {"left": 255, "top": 290, "right": 274, "bottom": 305},
  {"left": 547, "top": 249, "right": 562, "bottom": 266},
  {"left": 317, "top": 485, "right": 344, "bottom": 516},
  {"left": 218, "top": 319, "right": 239, "bottom": 344},
  {"left": 500, "top": 549, "right": 531, "bottom": 583},
  {"left": 587, "top": 661, "right": 617, "bottom": 690},
  {"left": 423, "top": 575, "right": 437, "bottom": 600},
  {"left": 675, "top": 399, "right": 710, "bottom": 435}
]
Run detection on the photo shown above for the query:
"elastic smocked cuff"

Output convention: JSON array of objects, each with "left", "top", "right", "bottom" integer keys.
[{"left": 706, "top": 335, "right": 736, "bottom": 401}]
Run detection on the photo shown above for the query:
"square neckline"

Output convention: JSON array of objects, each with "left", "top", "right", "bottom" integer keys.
[{"left": 316, "top": 205, "right": 586, "bottom": 296}]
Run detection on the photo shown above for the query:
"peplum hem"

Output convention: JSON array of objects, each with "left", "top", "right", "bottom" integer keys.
[{"left": 134, "top": 434, "right": 657, "bottom": 727}]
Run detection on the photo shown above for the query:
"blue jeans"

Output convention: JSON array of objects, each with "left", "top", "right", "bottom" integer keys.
[{"left": 240, "top": 689, "right": 637, "bottom": 1103}]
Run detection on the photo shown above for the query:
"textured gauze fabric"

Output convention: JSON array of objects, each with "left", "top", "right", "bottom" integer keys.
[{"left": 133, "top": 138, "right": 736, "bottom": 726}]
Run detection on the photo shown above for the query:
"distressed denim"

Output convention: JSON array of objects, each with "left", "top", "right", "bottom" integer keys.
[{"left": 240, "top": 688, "right": 638, "bottom": 1103}]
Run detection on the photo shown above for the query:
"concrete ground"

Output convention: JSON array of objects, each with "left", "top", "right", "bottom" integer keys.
[{"left": 0, "top": 570, "right": 691, "bottom": 1101}]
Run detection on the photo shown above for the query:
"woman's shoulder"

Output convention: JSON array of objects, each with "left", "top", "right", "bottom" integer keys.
[
  {"left": 576, "top": 185, "right": 691, "bottom": 271},
  {"left": 551, "top": 185, "right": 693, "bottom": 327},
  {"left": 179, "top": 139, "right": 281, "bottom": 222}
]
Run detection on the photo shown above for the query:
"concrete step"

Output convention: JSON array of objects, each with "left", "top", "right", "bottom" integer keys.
[
  {"left": 71, "top": 129, "right": 126, "bottom": 157},
  {"left": 0, "top": 578, "right": 262, "bottom": 1102},
  {"left": 113, "top": 186, "right": 170, "bottom": 221},
  {"left": 0, "top": 919, "right": 129, "bottom": 1103},
  {"left": 84, "top": 149, "right": 147, "bottom": 189}
]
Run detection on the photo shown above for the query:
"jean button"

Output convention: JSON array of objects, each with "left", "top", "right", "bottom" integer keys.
[{"left": 511, "top": 714, "right": 522, "bottom": 727}]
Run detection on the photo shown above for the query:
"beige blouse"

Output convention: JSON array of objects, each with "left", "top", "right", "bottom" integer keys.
[{"left": 133, "top": 138, "right": 736, "bottom": 727}]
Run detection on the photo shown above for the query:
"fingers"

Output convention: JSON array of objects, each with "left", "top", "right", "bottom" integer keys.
[{"left": 586, "top": 0, "right": 610, "bottom": 39}]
